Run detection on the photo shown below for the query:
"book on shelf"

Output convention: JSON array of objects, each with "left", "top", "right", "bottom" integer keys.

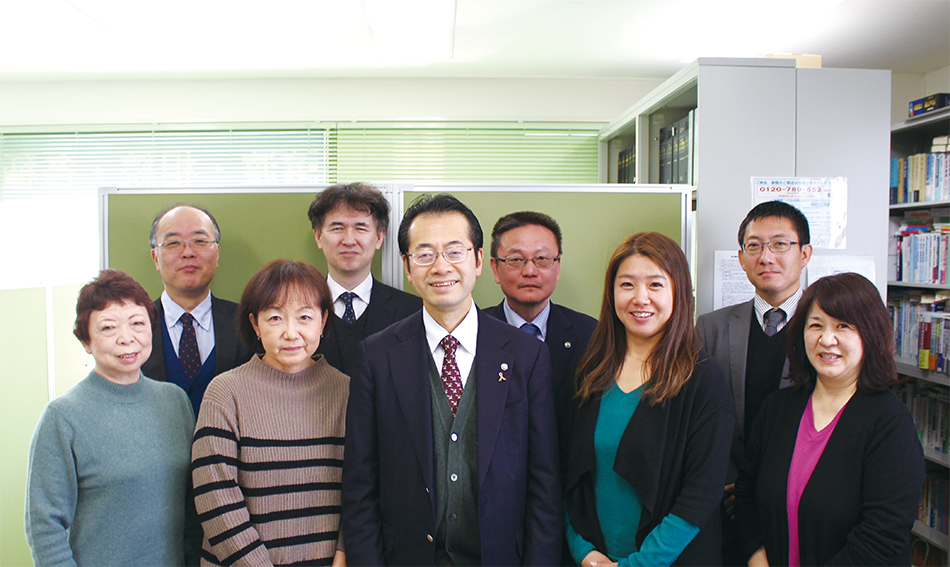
[
  {"left": 618, "top": 145, "right": 635, "bottom": 183},
  {"left": 659, "top": 126, "right": 673, "bottom": 184},
  {"left": 888, "top": 290, "right": 950, "bottom": 368},
  {"left": 891, "top": 209, "right": 950, "bottom": 284},
  {"left": 893, "top": 381, "right": 949, "bottom": 457},
  {"left": 919, "top": 472, "right": 949, "bottom": 536},
  {"left": 890, "top": 151, "right": 950, "bottom": 205}
]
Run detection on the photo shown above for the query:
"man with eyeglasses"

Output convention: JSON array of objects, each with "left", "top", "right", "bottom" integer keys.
[
  {"left": 696, "top": 200, "right": 812, "bottom": 566},
  {"left": 143, "top": 204, "right": 253, "bottom": 415},
  {"left": 342, "top": 194, "right": 561, "bottom": 567},
  {"left": 308, "top": 183, "right": 422, "bottom": 375},
  {"left": 485, "top": 212, "right": 597, "bottom": 444}
]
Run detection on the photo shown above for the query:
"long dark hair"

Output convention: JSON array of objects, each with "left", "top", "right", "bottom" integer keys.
[{"left": 575, "top": 232, "right": 699, "bottom": 406}]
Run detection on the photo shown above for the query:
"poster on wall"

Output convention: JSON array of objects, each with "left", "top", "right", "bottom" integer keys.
[{"left": 751, "top": 177, "right": 847, "bottom": 249}]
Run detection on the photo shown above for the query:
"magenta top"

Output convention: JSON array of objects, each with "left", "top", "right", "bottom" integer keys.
[{"left": 786, "top": 396, "right": 847, "bottom": 567}]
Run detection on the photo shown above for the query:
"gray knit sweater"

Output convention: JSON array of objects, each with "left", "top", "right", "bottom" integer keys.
[
  {"left": 192, "top": 354, "right": 349, "bottom": 566},
  {"left": 25, "top": 370, "right": 197, "bottom": 567}
]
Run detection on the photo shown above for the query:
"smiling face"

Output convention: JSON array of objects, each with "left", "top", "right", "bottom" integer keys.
[
  {"left": 84, "top": 301, "right": 152, "bottom": 384},
  {"left": 405, "top": 212, "right": 483, "bottom": 331},
  {"left": 613, "top": 254, "right": 673, "bottom": 351},
  {"left": 804, "top": 302, "right": 864, "bottom": 389},
  {"left": 251, "top": 292, "right": 328, "bottom": 374},
  {"left": 151, "top": 206, "right": 220, "bottom": 303},
  {"left": 315, "top": 204, "right": 385, "bottom": 285},
  {"left": 490, "top": 224, "right": 561, "bottom": 321},
  {"left": 738, "top": 216, "right": 812, "bottom": 306}
]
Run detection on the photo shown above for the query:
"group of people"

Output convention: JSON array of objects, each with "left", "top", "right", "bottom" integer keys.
[{"left": 24, "top": 184, "right": 925, "bottom": 567}]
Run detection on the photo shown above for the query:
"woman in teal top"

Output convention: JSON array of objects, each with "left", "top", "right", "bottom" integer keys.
[{"left": 564, "top": 232, "right": 735, "bottom": 567}]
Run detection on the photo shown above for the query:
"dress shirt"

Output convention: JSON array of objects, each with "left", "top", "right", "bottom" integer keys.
[
  {"left": 501, "top": 298, "right": 551, "bottom": 341},
  {"left": 752, "top": 287, "right": 803, "bottom": 333},
  {"left": 161, "top": 291, "right": 214, "bottom": 364},
  {"left": 423, "top": 302, "right": 478, "bottom": 387},
  {"left": 327, "top": 274, "right": 373, "bottom": 320}
]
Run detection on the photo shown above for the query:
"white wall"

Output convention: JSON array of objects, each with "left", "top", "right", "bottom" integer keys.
[
  {"left": 891, "top": 65, "right": 950, "bottom": 125},
  {"left": 0, "top": 77, "right": 666, "bottom": 129}
]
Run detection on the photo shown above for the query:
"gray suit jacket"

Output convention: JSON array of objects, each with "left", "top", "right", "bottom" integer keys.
[{"left": 696, "top": 299, "right": 791, "bottom": 478}]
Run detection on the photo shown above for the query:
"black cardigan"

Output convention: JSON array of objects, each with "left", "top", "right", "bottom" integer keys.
[
  {"left": 734, "top": 386, "right": 925, "bottom": 566},
  {"left": 564, "top": 354, "right": 735, "bottom": 566}
]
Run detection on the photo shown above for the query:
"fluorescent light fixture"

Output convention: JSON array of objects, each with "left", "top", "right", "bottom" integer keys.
[{"left": 362, "top": 0, "right": 456, "bottom": 63}]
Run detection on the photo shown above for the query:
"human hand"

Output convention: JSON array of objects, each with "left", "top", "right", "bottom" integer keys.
[
  {"left": 724, "top": 483, "right": 736, "bottom": 520},
  {"left": 331, "top": 550, "right": 346, "bottom": 567},
  {"left": 748, "top": 547, "right": 769, "bottom": 567},
  {"left": 581, "top": 550, "right": 617, "bottom": 567}
]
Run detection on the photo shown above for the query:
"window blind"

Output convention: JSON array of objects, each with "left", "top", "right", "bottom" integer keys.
[{"left": 335, "top": 123, "right": 602, "bottom": 183}]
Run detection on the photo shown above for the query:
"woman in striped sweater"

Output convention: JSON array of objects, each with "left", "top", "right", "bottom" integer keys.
[{"left": 192, "top": 259, "right": 348, "bottom": 566}]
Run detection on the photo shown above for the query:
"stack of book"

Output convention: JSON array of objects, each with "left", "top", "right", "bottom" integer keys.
[
  {"left": 618, "top": 145, "right": 635, "bottom": 183},
  {"left": 919, "top": 473, "right": 948, "bottom": 537},
  {"left": 893, "top": 381, "right": 949, "bottom": 455},
  {"left": 658, "top": 116, "right": 690, "bottom": 185},
  {"left": 891, "top": 209, "right": 950, "bottom": 284},
  {"left": 890, "top": 137, "right": 950, "bottom": 204},
  {"left": 888, "top": 289, "right": 950, "bottom": 369}
]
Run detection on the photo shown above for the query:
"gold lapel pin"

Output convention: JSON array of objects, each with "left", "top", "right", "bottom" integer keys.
[{"left": 498, "top": 372, "right": 506, "bottom": 381}]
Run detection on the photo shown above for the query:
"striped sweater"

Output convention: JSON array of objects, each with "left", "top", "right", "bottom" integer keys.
[{"left": 192, "top": 354, "right": 348, "bottom": 566}]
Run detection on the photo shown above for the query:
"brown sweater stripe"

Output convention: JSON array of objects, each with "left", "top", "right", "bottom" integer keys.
[{"left": 192, "top": 355, "right": 348, "bottom": 567}]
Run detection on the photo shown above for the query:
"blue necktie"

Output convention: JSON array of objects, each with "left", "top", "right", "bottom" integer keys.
[
  {"left": 340, "top": 292, "right": 357, "bottom": 323},
  {"left": 520, "top": 322, "right": 543, "bottom": 340}
]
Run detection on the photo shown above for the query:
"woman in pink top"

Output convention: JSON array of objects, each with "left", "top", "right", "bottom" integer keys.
[{"left": 734, "top": 272, "right": 924, "bottom": 566}]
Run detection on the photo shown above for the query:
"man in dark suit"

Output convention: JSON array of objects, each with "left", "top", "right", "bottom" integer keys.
[
  {"left": 484, "top": 211, "right": 597, "bottom": 435},
  {"left": 308, "top": 183, "right": 422, "bottom": 375},
  {"left": 342, "top": 194, "right": 561, "bottom": 566},
  {"left": 142, "top": 204, "right": 253, "bottom": 416},
  {"left": 696, "top": 200, "right": 812, "bottom": 564}
]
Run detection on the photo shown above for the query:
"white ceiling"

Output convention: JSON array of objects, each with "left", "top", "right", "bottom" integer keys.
[{"left": 0, "top": 0, "right": 946, "bottom": 82}]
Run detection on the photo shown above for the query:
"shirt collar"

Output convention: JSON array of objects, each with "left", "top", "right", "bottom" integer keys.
[
  {"left": 502, "top": 298, "right": 551, "bottom": 340},
  {"left": 753, "top": 287, "right": 803, "bottom": 330},
  {"left": 161, "top": 290, "right": 213, "bottom": 331},
  {"left": 327, "top": 273, "right": 374, "bottom": 303},
  {"left": 423, "top": 301, "right": 479, "bottom": 358}
]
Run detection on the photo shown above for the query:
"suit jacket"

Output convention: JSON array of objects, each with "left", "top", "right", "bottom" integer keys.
[
  {"left": 341, "top": 309, "right": 562, "bottom": 567},
  {"left": 696, "top": 300, "right": 792, "bottom": 458},
  {"left": 483, "top": 300, "right": 598, "bottom": 432},
  {"left": 141, "top": 294, "right": 253, "bottom": 384},
  {"left": 317, "top": 279, "right": 422, "bottom": 375}
]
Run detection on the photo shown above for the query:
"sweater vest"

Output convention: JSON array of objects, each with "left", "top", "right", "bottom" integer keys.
[
  {"left": 161, "top": 318, "right": 217, "bottom": 417},
  {"left": 744, "top": 312, "right": 787, "bottom": 440},
  {"left": 429, "top": 358, "right": 480, "bottom": 566},
  {"left": 329, "top": 313, "right": 369, "bottom": 375}
]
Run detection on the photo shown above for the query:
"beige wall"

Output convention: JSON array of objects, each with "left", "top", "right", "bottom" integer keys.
[{"left": 0, "top": 77, "right": 666, "bottom": 129}]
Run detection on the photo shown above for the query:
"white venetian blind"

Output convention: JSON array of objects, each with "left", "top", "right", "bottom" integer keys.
[{"left": 335, "top": 122, "right": 602, "bottom": 183}]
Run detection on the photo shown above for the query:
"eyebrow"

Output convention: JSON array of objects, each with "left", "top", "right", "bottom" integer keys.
[
  {"left": 163, "top": 228, "right": 211, "bottom": 238},
  {"left": 413, "top": 239, "right": 466, "bottom": 249}
]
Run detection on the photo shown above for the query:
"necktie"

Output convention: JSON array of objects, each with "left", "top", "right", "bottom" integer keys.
[
  {"left": 340, "top": 292, "right": 357, "bottom": 323},
  {"left": 520, "top": 322, "right": 543, "bottom": 340},
  {"left": 763, "top": 308, "right": 785, "bottom": 337},
  {"left": 440, "top": 335, "right": 463, "bottom": 415},
  {"left": 179, "top": 312, "right": 200, "bottom": 379}
]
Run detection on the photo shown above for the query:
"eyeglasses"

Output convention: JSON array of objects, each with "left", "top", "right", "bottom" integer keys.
[
  {"left": 155, "top": 238, "right": 218, "bottom": 253},
  {"left": 495, "top": 255, "right": 560, "bottom": 269},
  {"left": 407, "top": 246, "right": 473, "bottom": 266},
  {"left": 741, "top": 240, "right": 799, "bottom": 255}
]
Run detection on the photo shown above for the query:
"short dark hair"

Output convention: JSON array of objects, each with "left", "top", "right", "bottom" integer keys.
[
  {"left": 786, "top": 272, "right": 898, "bottom": 392},
  {"left": 238, "top": 259, "right": 333, "bottom": 354},
  {"left": 575, "top": 232, "right": 698, "bottom": 406},
  {"left": 74, "top": 269, "right": 157, "bottom": 344},
  {"left": 307, "top": 183, "right": 390, "bottom": 234},
  {"left": 490, "top": 211, "right": 563, "bottom": 259},
  {"left": 149, "top": 204, "right": 221, "bottom": 248},
  {"left": 737, "top": 200, "right": 810, "bottom": 247},
  {"left": 397, "top": 194, "right": 483, "bottom": 256}
]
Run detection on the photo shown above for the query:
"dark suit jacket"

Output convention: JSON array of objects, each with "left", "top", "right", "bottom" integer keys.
[
  {"left": 483, "top": 300, "right": 597, "bottom": 437},
  {"left": 342, "top": 309, "right": 562, "bottom": 567},
  {"left": 141, "top": 294, "right": 253, "bottom": 383},
  {"left": 317, "top": 279, "right": 422, "bottom": 375}
]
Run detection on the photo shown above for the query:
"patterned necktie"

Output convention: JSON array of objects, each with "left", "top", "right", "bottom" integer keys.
[
  {"left": 340, "top": 291, "right": 357, "bottom": 323},
  {"left": 520, "top": 322, "right": 543, "bottom": 340},
  {"left": 440, "top": 335, "right": 463, "bottom": 415},
  {"left": 178, "top": 312, "right": 201, "bottom": 379},
  {"left": 763, "top": 308, "right": 785, "bottom": 337}
]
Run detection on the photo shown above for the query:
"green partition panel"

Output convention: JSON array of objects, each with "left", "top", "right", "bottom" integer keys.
[
  {"left": 0, "top": 288, "right": 49, "bottom": 567},
  {"left": 106, "top": 190, "right": 382, "bottom": 302},
  {"left": 402, "top": 189, "right": 684, "bottom": 318}
]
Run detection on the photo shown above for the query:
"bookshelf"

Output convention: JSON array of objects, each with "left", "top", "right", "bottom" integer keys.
[{"left": 888, "top": 108, "right": 950, "bottom": 557}]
